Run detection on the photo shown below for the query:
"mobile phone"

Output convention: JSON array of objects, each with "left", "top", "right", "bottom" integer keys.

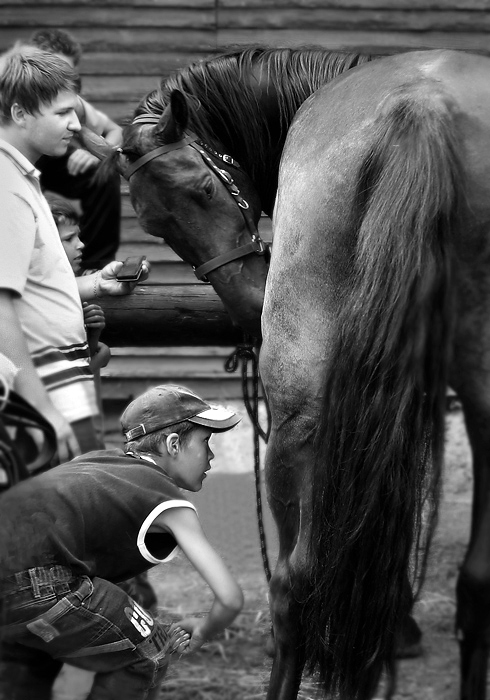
[{"left": 116, "top": 255, "right": 146, "bottom": 282}]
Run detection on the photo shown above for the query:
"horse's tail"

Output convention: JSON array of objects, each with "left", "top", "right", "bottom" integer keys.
[{"left": 302, "top": 92, "right": 464, "bottom": 699}]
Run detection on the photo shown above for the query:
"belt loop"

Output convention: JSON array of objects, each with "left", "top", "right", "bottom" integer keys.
[
  {"left": 28, "top": 567, "right": 57, "bottom": 598},
  {"left": 28, "top": 568, "right": 42, "bottom": 598}
]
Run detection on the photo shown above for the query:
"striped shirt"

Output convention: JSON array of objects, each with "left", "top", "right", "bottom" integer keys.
[{"left": 0, "top": 139, "right": 97, "bottom": 422}]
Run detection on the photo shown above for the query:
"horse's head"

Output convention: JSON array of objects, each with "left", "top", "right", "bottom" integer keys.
[{"left": 120, "top": 90, "right": 268, "bottom": 339}]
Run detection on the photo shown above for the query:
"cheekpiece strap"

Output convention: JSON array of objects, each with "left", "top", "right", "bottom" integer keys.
[{"left": 124, "top": 132, "right": 199, "bottom": 180}]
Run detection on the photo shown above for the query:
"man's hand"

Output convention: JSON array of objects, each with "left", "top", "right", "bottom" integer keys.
[
  {"left": 67, "top": 148, "right": 100, "bottom": 176},
  {"left": 96, "top": 260, "right": 151, "bottom": 297}
]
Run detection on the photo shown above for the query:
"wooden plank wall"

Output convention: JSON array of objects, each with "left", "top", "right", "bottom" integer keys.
[{"left": 1, "top": 0, "right": 488, "bottom": 404}]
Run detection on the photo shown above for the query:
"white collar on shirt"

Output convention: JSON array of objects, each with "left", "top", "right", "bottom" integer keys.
[{"left": 0, "top": 137, "right": 40, "bottom": 179}]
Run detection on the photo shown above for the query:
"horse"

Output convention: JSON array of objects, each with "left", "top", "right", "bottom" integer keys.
[{"left": 85, "top": 47, "right": 490, "bottom": 700}]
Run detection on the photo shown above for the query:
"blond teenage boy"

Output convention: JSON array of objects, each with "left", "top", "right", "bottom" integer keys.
[
  {"left": 0, "top": 45, "right": 149, "bottom": 462},
  {"left": 30, "top": 28, "right": 122, "bottom": 271}
]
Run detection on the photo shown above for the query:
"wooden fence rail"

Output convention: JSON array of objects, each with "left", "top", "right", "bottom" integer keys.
[{"left": 100, "top": 285, "right": 242, "bottom": 347}]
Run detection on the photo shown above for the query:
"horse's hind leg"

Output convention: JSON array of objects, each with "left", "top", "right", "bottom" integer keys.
[{"left": 451, "top": 321, "right": 490, "bottom": 699}]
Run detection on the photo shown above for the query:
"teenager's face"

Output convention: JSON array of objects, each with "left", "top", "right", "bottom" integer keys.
[
  {"left": 58, "top": 221, "right": 84, "bottom": 273},
  {"left": 173, "top": 427, "right": 215, "bottom": 492},
  {"left": 22, "top": 90, "right": 81, "bottom": 161}
]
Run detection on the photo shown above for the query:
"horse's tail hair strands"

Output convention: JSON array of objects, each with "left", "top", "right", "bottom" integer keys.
[{"left": 302, "top": 89, "right": 465, "bottom": 699}]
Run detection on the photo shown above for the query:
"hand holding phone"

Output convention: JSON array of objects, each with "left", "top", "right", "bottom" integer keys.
[{"left": 116, "top": 255, "right": 147, "bottom": 282}]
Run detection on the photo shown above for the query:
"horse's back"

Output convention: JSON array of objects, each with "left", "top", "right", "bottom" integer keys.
[
  {"left": 262, "top": 49, "right": 490, "bottom": 407},
  {"left": 280, "top": 48, "right": 490, "bottom": 224}
]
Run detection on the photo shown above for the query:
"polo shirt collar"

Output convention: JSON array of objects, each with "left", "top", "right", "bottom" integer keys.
[
  {"left": 0, "top": 137, "right": 40, "bottom": 178},
  {"left": 125, "top": 450, "right": 157, "bottom": 465}
]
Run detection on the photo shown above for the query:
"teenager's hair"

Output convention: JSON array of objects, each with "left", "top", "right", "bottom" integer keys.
[
  {"left": 125, "top": 420, "right": 196, "bottom": 454},
  {"left": 29, "top": 28, "right": 82, "bottom": 67},
  {"left": 0, "top": 44, "right": 80, "bottom": 123},
  {"left": 44, "top": 193, "right": 80, "bottom": 227}
]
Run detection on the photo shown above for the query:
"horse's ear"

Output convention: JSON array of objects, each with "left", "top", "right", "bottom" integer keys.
[{"left": 155, "top": 90, "right": 189, "bottom": 144}]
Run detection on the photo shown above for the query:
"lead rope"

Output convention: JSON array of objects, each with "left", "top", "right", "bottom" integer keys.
[{"left": 225, "top": 336, "right": 272, "bottom": 582}]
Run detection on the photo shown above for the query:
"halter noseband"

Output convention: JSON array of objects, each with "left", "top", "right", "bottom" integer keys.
[{"left": 125, "top": 114, "right": 268, "bottom": 282}]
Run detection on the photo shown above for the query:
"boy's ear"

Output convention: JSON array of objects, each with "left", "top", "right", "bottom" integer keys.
[
  {"left": 11, "top": 103, "right": 27, "bottom": 126},
  {"left": 165, "top": 433, "right": 180, "bottom": 456}
]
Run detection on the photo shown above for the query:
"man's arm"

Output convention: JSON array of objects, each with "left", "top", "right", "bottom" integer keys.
[
  {"left": 76, "top": 260, "right": 150, "bottom": 301},
  {"left": 0, "top": 290, "right": 80, "bottom": 463},
  {"left": 78, "top": 97, "right": 122, "bottom": 147},
  {"left": 66, "top": 97, "right": 123, "bottom": 176}
]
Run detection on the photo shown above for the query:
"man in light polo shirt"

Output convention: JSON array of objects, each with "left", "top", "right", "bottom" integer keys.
[
  {"left": 0, "top": 44, "right": 148, "bottom": 463},
  {"left": 29, "top": 28, "right": 123, "bottom": 273}
]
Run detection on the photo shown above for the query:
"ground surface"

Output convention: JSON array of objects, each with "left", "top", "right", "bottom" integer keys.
[{"left": 54, "top": 408, "right": 475, "bottom": 699}]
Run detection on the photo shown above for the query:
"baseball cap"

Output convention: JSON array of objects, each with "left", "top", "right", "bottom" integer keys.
[{"left": 121, "top": 384, "right": 241, "bottom": 442}]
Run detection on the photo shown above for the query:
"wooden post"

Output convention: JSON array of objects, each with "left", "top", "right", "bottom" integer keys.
[{"left": 99, "top": 284, "right": 242, "bottom": 346}]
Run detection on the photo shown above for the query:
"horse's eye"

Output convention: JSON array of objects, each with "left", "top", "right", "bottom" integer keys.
[{"left": 204, "top": 181, "right": 214, "bottom": 200}]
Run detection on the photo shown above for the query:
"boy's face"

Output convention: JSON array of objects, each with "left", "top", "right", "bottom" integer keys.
[
  {"left": 171, "top": 426, "right": 215, "bottom": 492},
  {"left": 58, "top": 220, "right": 83, "bottom": 273},
  {"left": 21, "top": 90, "right": 81, "bottom": 162}
]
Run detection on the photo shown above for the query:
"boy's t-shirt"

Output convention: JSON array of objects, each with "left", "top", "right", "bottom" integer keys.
[
  {"left": 0, "top": 449, "right": 197, "bottom": 582},
  {"left": 0, "top": 139, "right": 97, "bottom": 423}
]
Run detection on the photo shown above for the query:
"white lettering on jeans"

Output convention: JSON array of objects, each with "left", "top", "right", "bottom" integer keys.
[{"left": 124, "top": 602, "right": 154, "bottom": 638}]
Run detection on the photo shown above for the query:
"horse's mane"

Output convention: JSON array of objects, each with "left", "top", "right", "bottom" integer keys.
[{"left": 124, "top": 46, "right": 373, "bottom": 205}]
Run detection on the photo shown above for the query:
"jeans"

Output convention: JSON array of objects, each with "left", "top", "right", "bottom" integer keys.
[{"left": 0, "top": 566, "right": 170, "bottom": 700}]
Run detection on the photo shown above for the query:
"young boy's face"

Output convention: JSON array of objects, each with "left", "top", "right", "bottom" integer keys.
[
  {"left": 22, "top": 90, "right": 80, "bottom": 162},
  {"left": 172, "top": 426, "right": 215, "bottom": 492},
  {"left": 58, "top": 220, "right": 84, "bottom": 273}
]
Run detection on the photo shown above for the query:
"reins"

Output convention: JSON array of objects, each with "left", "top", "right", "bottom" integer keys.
[
  {"left": 125, "top": 115, "right": 269, "bottom": 282},
  {"left": 225, "top": 337, "right": 272, "bottom": 582}
]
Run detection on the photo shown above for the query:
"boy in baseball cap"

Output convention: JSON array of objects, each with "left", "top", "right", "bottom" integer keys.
[
  {"left": 0, "top": 385, "right": 243, "bottom": 700},
  {"left": 121, "top": 384, "right": 241, "bottom": 492}
]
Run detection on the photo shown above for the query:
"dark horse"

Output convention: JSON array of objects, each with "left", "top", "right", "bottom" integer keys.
[{"left": 88, "top": 47, "right": 490, "bottom": 699}]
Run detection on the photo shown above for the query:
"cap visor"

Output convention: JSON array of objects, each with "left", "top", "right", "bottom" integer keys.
[{"left": 190, "top": 406, "right": 241, "bottom": 432}]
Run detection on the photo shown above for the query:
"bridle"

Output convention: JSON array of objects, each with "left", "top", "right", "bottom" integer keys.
[{"left": 123, "top": 114, "right": 269, "bottom": 282}]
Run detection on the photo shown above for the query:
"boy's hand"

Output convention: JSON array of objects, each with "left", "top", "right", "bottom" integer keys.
[
  {"left": 96, "top": 260, "right": 150, "bottom": 297},
  {"left": 89, "top": 342, "right": 111, "bottom": 372},
  {"left": 169, "top": 618, "right": 207, "bottom": 655},
  {"left": 83, "top": 302, "right": 105, "bottom": 330},
  {"left": 167, "top": 624, "right": 191, "bottom": 654}
]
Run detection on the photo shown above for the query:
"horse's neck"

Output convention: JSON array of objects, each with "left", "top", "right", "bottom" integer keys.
[
  {"left": 205, "top": 49, "right": 374, "bottom": 217},
  {"left": 247, "top": 75, "right": 286, "bottom": 216},
  {"left": 231, "top": 53, "right": 369, "bottom": 215},
  {"left": 215, "top": 69, "right": 299, "bottom": 216},
  {"left": 200, "top": 74, "right": 285, "bottom": 217}
]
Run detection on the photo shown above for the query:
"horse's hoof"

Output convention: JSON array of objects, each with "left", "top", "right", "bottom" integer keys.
[
  {"left": 395, "top": 639, "right": 424, "bottom": 659},
  {"left": 396, "top": 614, "right": 424, "bottom": 659},
  {"left": 265, "top": 631, "right": 275, "bottom": 658}
]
